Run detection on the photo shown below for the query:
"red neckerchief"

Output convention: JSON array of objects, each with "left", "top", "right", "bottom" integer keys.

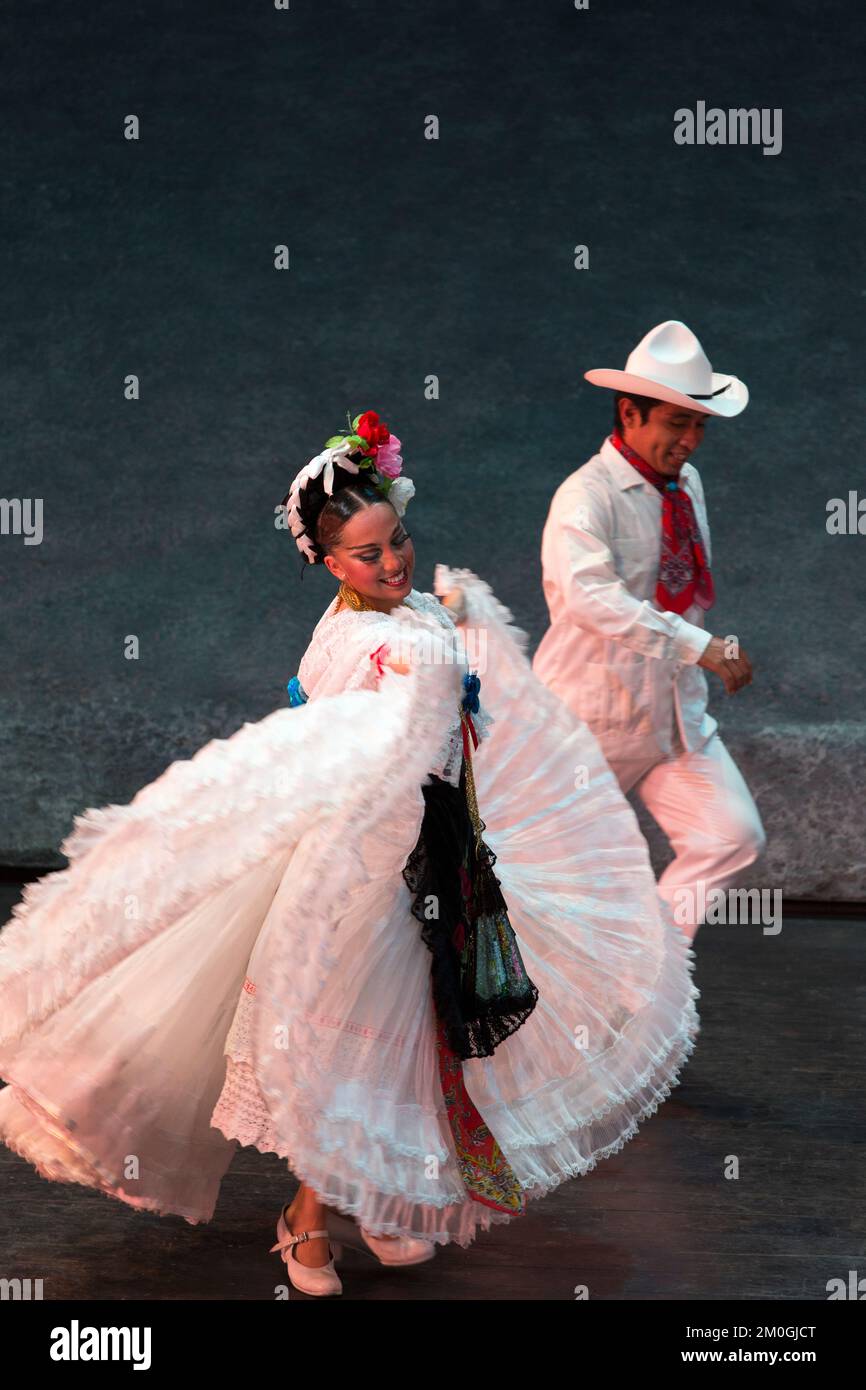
[{"left": 609, "top": 429, "right": 715, "bottom": 614}]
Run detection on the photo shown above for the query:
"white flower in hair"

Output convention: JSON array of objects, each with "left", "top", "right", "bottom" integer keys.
[{"left": 386, "top": 475, "right": 415, "bottom": 517}]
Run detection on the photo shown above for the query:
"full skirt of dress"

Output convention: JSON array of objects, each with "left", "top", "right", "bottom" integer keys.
[{"left": 0, "top": 566, "right": 700, "bottom": 1247}]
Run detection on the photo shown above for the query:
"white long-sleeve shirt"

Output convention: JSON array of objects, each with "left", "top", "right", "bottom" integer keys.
[{"left": 532, "top": 435, "right": 716, "bottom": 761}]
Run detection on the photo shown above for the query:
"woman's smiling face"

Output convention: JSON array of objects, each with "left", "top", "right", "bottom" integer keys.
[{"left": 323, "top": 501, "right": 415, "bottom": 610}]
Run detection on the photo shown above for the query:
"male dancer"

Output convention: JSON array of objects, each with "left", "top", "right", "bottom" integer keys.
[{"left": 533, "top": 320, "right": 766, "bottom": 940}]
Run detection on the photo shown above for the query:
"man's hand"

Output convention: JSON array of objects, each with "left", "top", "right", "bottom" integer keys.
[{"left": 697, "top": 636, "right": 753, "bottom": 695}]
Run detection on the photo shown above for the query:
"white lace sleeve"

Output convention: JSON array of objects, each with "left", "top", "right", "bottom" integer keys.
[{"left": 296, "top": 608, "right": 395, "bottom": 700}]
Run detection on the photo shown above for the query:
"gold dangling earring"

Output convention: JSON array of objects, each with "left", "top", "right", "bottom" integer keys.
[{"left": 338, "top": 579, "right": 375, "bottom": 612}]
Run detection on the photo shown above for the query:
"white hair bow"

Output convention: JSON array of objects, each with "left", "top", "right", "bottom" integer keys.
[{"left": 284, "top": 440, "right": 360, "bottom": 562}]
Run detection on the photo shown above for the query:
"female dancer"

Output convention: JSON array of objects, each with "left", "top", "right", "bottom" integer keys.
[{"left": 0, "top": 409, "right": 699, "bottom": 1297}]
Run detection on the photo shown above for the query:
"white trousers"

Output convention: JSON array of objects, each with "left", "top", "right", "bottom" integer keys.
[{"left": 602, "top": 731, "right": 767, "bottom": 942}]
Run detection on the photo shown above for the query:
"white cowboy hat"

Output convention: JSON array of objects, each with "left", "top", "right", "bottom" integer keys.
[{"left": 584, "top": 319, "right": 748, "bottom": 417}]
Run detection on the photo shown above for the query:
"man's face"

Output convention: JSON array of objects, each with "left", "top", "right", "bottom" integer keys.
[{"left": 620, "top": 400, "right": 709, "bottom": 477}]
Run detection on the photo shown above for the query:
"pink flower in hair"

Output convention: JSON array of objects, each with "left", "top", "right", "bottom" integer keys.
[{"left": 375, "top": 434, "right": 403, "bottom": 478}]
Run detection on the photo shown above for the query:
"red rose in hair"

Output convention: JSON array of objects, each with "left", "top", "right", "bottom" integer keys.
[{"left": 356, "top": 410, "right": 391, "bottom": 456}]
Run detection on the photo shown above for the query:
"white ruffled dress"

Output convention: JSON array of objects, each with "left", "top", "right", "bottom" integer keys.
[{"left": 0, "top": 566, "right": 700, "bottom": 1248}]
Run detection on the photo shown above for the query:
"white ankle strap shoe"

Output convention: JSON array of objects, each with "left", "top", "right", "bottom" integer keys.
[
  {"left": 270, "top": 1204, "right": 343, "bottom": 1297},
  {"left": 325, "top": 1209, "right": 437, "bottom": 1267}
]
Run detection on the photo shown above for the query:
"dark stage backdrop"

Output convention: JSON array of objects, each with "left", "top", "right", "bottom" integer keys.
[{"left": 2, "top": 0, "right": 863, "bottom": 897}]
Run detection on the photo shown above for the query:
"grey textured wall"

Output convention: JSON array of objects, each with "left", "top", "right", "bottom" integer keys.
[{"left": 2, "top": 1, "right": 864, "bottom": 896}]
